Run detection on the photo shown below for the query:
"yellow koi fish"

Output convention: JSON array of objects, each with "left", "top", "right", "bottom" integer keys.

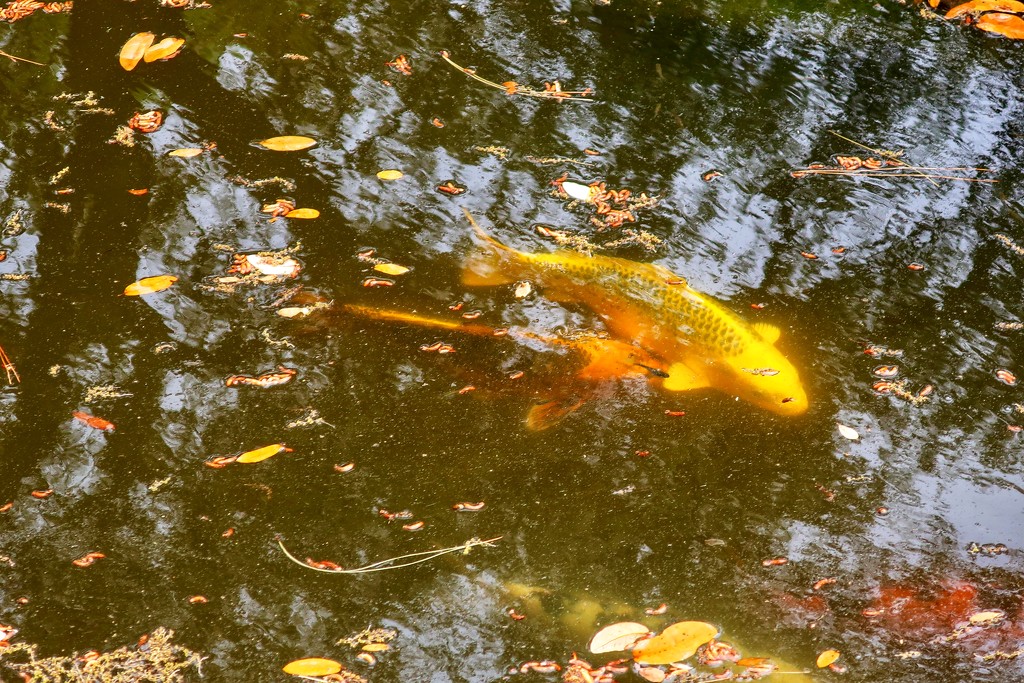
[
  {"left": 460, "top": 211, "right": 809, "bottom": 416},
  {"left": 338, "top": 304, "right": 670, "bottom": 430}
]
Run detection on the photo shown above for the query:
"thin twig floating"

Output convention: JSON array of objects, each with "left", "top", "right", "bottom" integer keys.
[
  {"left": 0, "top": 344, "right": 20, "bottom": 384},
  {"left": 830, "top": 129, "right": 941, "bottom": 189},
  {"left": 792, "top": 170, "right": 997, "bottom": 183},
  {"left": 277, "top": 535, "right": 502, "bottom": 574},
  {"left": 439, "top": 51, "right": 593, "bottom": 101},
  {"left": 0, "top": 49, "right": 45, "bottom": 66},
  {"left": 789, "top": 132, "right": 997, "bottom": 185}
]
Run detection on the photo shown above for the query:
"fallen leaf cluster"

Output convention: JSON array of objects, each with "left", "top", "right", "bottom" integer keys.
[
  {"left": 0, "top": 0, "right": 71, "bottom": 23},
  {"left": 941, "top": 0, "right": 1024, "bottom": 38},
  {"left": 552, "top": 174, "right": 660, "bottom": 229},
  {"left": 439, "top": 51, "right": 593, "bottom": 101},
  {"left": 0, "top": 627, "right": 202, "bottom": 682}
]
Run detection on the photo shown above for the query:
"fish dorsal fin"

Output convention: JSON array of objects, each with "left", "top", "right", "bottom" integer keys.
[
  {"left": 753, "top": 322, "right": 781, "bottom": 344},
  {"left": 651, "top": 263, "right": 685, "bottom": 286},
  {"left": 525, "top": 397, "right": 586, "bottom": 431},
  {"left": 661, "top": 363, "right": 711, "bottom": 392}
]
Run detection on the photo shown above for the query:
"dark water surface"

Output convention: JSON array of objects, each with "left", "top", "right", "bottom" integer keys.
[{"left": 2, "top": 0, "right": 1024, "bottom": 680}]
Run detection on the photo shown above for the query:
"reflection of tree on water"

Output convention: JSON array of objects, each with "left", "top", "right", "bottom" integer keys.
[
  {"left": 0, "top": 0, "right": 352, "bottom": 661},
  {"left": 0, "top": 0, "right": 1022, "bottom": 680}
]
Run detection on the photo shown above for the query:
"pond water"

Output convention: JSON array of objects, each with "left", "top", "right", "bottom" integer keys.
[{"left": 1, "top": 0, "right": 1024, "bottom": 680}]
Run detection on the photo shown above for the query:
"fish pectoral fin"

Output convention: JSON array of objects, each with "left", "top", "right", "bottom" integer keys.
[
  {"left": 752, "top": 322, "right": 782, "bottom": 344},
  {"left": 525, "top": 397, "right": 587, "bottom": 431},
  {"left": 636, "top": 363, "right": 671, "bottom": 379},
  {"left": 661, "top": 363, "right": 711, "bottom": 392}
]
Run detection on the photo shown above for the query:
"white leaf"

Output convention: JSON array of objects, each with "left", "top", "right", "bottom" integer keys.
[
  {"left": 562, "top": 181, "right": 592, "bottom": 202},
  {"left": 837, "top": 423, "right": 859, "bottom": 441},
  {"left": 246, "top": 254, "right": 301, "bottom": 277},
  {"left": 513, "top": 281, "right": 532, "bottom": 299},
  {"left": 589, "top": 621, "right": 650, "bottom": 654}
]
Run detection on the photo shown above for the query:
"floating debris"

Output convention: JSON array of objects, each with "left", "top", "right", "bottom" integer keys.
[
  {"left": 0, "top": 628, "right": 202, "bottom": 682},
  {"left": 440, "top": 51, "right": 593, "bottom": 101}
]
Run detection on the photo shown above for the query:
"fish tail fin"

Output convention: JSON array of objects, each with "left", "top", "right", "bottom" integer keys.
[
  {"left": 525, "top": 397, "right": 586, "bottom": 431},
  {"left": 461, "top": 208, "right": 523, "bottom": 287},
  {"left": 340, "top": 304, "right": 464, "bottom": 331},
  {"left": 339, "top": 304, "right": 497, "bottom": 337}
]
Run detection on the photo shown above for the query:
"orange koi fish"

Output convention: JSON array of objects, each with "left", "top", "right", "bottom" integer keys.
[{"left": 461, "top": 210, "right": 808, "bottom": 416}]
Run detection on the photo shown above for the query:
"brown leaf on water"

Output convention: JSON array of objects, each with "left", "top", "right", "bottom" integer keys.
[
  {"left": 72, "top": 552, "right": 106, "bottom": 568},
  {"left": 996, "top": 369, "right": 1017, "bottom": 385},
  {"left": 873, "top": 365, "right": 900, "bottom": 378},
  {"left": 437, "top": 181, "right": 465, "bottom": 195},
  {"left": 632, "top": 621, "right": 718, "bottom": 665},
  {"left": 257, "top": 136, "right": 317, "bottom": 151},
  {"left": 119, "top": 32, "right": 155, "bottom": 71},
  {"left": 637, "top": 667, "right": 666, "bottom": 682},
  {"left": 386, "top": 54, "right": 412, "bottom": 75},
  {"left": 975, "top": 11, "right": 1024, "bottom": 38},
  {"left": 737, "top": 657, "right": 771, "bottom": 667},
  {"left": 589, "top": 622, "right": 650, "bottom": 654},
  {"left": 946, "top": 0, "right": 1024, "bottom": 18},
  {"left": 124, "top": 275, "right": 178, "bottom": 296},
  {"left": 282, "top": 658, "right": 342, "bottom": 676},
  {"left": 144, "top": 36, "right": 184, "bottom": 62},
  {"left": 73, "top": 411, "right": 116, "bottom": 432}
]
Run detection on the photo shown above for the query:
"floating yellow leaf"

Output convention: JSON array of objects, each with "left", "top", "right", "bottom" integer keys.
[
  {"left": 968, "top": 610, "right": 1005, "bottom": 625},
  {"left": 257, "top": 136, "right": 317, "bottom": 151},
  {"left": 119, "top": 32, "right": 156, "bottom": 71},
  {"left": 373, "top": 263, "right": 410, "bottom": 276},
  {"left": 975, "top": 12, "right": 1024, "bottom": 38},
  {"left": 144, "top": 36, "right": 185, "bottom": 62},
  {"left": 632, "top": 621, "right": 718, "bottom": 665},
  {"left": 590, "top": 622, "right": 650, "bottom": 654},
  {"left": 236, "top": 443, "right": 292, "bottom": 464},
  {"left": 361, "top": 643, "right": 389, "bottom": 652},
  {"left": 123, "top": 275, "right": 178, "bottom": 296},
  {"left": 376, "top": 169, "right": 404, "bottom": 181},
  {"left": 282, "top": 658, "right": 342, "bottom": 676},
  {"left": 284, "top": 208, "right": 320, "bottom": 219},
  {"left": 277, "top": 306, "right": 314, "bottom": 318},
  {"left": 168, "top": 148, "right": 204, "bottom": 158},
  {"left": 946, "top": 0, "right": 1024, "bottom": 17},
  {"left": 816, "top": 649, "right": 840, "bottom": 668}
]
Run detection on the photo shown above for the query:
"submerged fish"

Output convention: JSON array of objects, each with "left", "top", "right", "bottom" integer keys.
[
  {"left": 460, "top": 211, "right": 809, "bottom": 416},
  {"left": 338, "top": 304, "right": 669, "bottom": 430}
]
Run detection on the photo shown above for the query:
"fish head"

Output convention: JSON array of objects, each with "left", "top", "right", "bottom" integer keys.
[{"left": 722, "top": 343, "right": 809, "bottom": 416}]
